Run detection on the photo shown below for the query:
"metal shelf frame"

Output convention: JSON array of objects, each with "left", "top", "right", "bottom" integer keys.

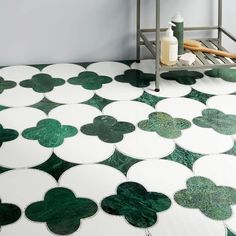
[{"left": 136, "top": 0, "right": 236, "bottom": 91}]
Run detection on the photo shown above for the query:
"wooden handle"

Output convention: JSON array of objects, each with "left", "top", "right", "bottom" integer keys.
[{"left": 184, "top": 45, "right": 236, "bottom": 59}]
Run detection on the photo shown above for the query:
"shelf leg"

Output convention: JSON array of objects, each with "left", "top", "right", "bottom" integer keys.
[
  {"left": 136, "top": 0, "right": 141, "bottom": 63},
  {"left": 155, "top": 0, "right": 160, "bottom": 92},
  {"left": 218, "top": 0, "right": 223, "bottom": 46}
]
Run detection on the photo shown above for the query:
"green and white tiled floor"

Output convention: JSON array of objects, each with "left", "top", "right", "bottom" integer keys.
[{"left": 0, "top": 60, "right": 236, "bottom": 236}]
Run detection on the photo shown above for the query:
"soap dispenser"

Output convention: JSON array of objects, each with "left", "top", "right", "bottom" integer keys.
[{"left": 161, "top": 22, "right": 178, "bottom": 66}]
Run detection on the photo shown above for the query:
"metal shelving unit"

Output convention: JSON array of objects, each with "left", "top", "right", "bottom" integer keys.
[{"left": 136, "top": 0, "right": 236, "bottom": 91}]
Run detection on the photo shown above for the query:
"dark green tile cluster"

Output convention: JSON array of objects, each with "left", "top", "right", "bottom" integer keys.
[
  {"left": 138, "top": 112, "right": 191, "bottom": 139},
  {"left": 193, "top": 108, "right": 236, "bottom": 135},
  {"left": 115, "top": 69, "right": 155, "bottom": 88},
  {"left": 68, "top": 71, "right": 112, "bottom": 90},
  {"left": 101, "top": 182, "right": 171, "bottom": 228},
  {"left": 205, "top": 68, "right": 236, "bottom": 82},
  {"left": 22, "top": 119, "right": 78, "bottom": 148},
  {"left": 20, "top": 73, "right": 65, "bottom": 93},
  {"left": 185, "top": 89, "right": 212, "bottom": 104},
  {"left": 174, "top": 176, "right": 236, "bottom": 220},
  {"left": 31, "top": 98, "right": 62, "bottom": 114},
  {"left": 25, "top": 187, "right": 98, "bottom": 235},
  {"left": 81, "top": 115, "right": 135, "bottom": 143},
  {"left": 100, "top": 149, "right": 141, "bottom": 175},
  {"left": 0, "top": 77, "right": 16, "bottom": 94},
  {"left": 161, "top": 70, "right": 204, "bottom": 85},
  {"left": 134, "top": 91, "right": 164, "bottom": 107},
  {"left": 0, "top": 124, "right": 19, "bottom": 146}
]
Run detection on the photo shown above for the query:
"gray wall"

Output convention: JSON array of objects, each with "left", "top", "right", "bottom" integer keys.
[{"left": 0, "top": 0, "right": 235, "bottom": 66}]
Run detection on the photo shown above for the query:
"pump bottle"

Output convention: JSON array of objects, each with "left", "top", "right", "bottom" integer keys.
[{"left": 160, "top": 22, "right": 178, "bottom": 66}]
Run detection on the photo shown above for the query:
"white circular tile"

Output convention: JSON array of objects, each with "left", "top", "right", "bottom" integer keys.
[
  {"left": 0, "top": 65, "right": 40, "bottom": 82},
  {"left": 127, "top": 160, "right": 193, "bottom": 198},
  {"left": 54, "top": 133, "right": 115, "bottom": 164},
  {"left": 0, "top": 217, "right": 54, "bottom": 236},
  {"left": 96, "top": 81, "right": 143, "bottom": 101},
  {"left": 59, "top": 164, "right": 126, "bottom": 202},
  {"left": 0, "top": 169, "right": 57, "bottom": 208},
  {"left": 150, "top": 203, "right": 226, "bottom": 236},
  {"left": 155, "top": 97, "right": 206, "bottom": 120},
  {"left": 103, "top": 101, "right": 155, "bottom": 125},
  {"left": 131, "top": 60, "right": 155, "bottom": 73},
  {"left": 87, "top": 61, "right": 130, "bottom": 78},
  {"left": 45, "top": 84, "right": 94, "bottom": 104},
  {"left": 0, "top": 137, "right": 52, "bottom": 169},
  {"left": 192, "top": 76, "right": 236, "bottom": 95},
  {"left": 193, "top": 154, "right": 236, "bottom": 189},
  {"left": 49, "top": 104, "right": 101, "bottom": 129},
  {"left": 0, "top": 107, "right": 46, "bottom": 132},
  {"left": 116, "top": 129, "right": 175, "bottom": 160},
  {"left": 176, "top": 125, "right": 234, "bottom": 155},
  {"left": 0, "top": 86, "right": 43, "bottom": 107},
  {"left": 42, "top": 63, "right": 85, "bottom": 80},
  {"left": 206, "top": 95, "right": 236, "bottom": 115},
  {"left": 145, "top": 79, "right": 191, "bottom": 98},
  {"left": 77, "top": 211, "right": 144, "bottom": 236}
]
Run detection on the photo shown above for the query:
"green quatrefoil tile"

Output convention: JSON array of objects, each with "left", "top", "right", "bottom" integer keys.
[
  {"left": 68, "top": 71, "right": 112, "bottom": 90},
  {"left": 161, "top": 70, "right": 204, "bottom": 85},
  {"left": 184, "top": 89, "right": 212, "bottom": 104},
  {"left": 22, "top": 119, "right": 78, "bottom": 148},
  {"left": 101, "top": 181, "right": 171, "bottom": 228},
  {"left": 165, "top": 145, "right": 202, "bottom": 169},
  {"left": 115, "top": 69, "right": 155, "bottom": 88},
  {"left": 0, "top": 124, "right": 19, "bottom": 146},
  {"left": 134, "top": 91, "right": 164, "bottom": 108},
  {"left": 193, "top": 108, "right": 236, "bottom": 135},
  {"left": 81, "top": 115, "right": 135, "bottom": 143},
  {"left": 100, "top": 149, "right": 141, "bottom": 175},
  {"left": 138, "top": 112, "right": 191, "bottom": 139},
  {"left": 0, "top": 77, "right": 17, "bottom": 94},
  {"left": 30, "top": 97, "right": 62, "bottom": 114},
  {"left": 174, "top": 176, "right": 236, "bottom": 220},
  {"left": 205, "top": 68, "right": 236, "bottom": 82},
  {"left": 25, "top": 187, "right": 98, "bottom": 235},
  {"left": 33, "top": 153, "right": 78, "bottom": 181},
  {"left": 20, "top": 73, "right": 65, "bottom": 93},
  {"left": 0, "top": 199, "right": 21, "bottom": 228},
  {"left": 82, "top": 94, "right": 114, "bottom": 111}
]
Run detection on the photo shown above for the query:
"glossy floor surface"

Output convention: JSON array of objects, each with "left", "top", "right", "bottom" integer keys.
[{"left": 0, "top": 60, "right": 236, "bottom": 236}]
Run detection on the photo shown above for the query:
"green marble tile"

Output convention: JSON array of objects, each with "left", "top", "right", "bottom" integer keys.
[
  {"left": 101, "top": 182, "right": 171, "bottom": 228},
  {"left": 22, "top": 119, "right": 78, "bottom": 148},
  {"left": 81, "top": 115, "right": 135, "bottom": 143},
  {"left": 118, "top": 60, "right": 135, "bottom": 67},
  {"left": 20, "top": 73, "right": 65, "bottom": 93},
  {"left": 68, "top": 71, "right": 112, "bottom": 90},
  {"left": 82, "top": 94, "right": 114, "bottom": 111},
  {"left": 225, "top": 141, "right": 236, "bottom": 156},
  {"left": 115, "top": 69, "right": 155, "bottom": 88},
  {"left": 30, "top": 98, "right": 62, "bottom": 114},
  {"left": 0, "top": 77, "right": 17, "bottom": 94},
  {"left": 25, "top": 187, "right": 98, "bottom": 235},
  {"left": 0, "top": 166, "right": 11, "bottom": 175},
  {"left": 165, "top": 145, "right": 202, "bottom": 169},
  {"left": 228, "top": 229, "right": 236, "bottom": 236},
  {"left": 138, "top": 112, "right": 191, "bottom": 139},
  {"left": 100, "top": 149, "right": 141, "bottom": 175},
  {"left": 134, "top": 91, "right": 164, "bottom": 108},
  {"left": 174, "top": 176, "right": 236, "bottom": 220},
  {"left": 193, "top": 108, "right": 236, "bottom": 135},
  {"left": 0, "top": 124, "right": 19, "bottom": 146},
  {"left": 31, "top": 64, "right": 51, "bottom": 71},
  {"left": 205, "top": 68, "right": 236, "bottom": 82},
  {"left": 161, "top": 70, "right": 204, "bottom": 85},
  {"left": 185, "top": 89, "right": 212, "bottom": 104},
  {"left": 0, "top": 200, "right": 21, "bottom": 228},
  {"left": 0, "top": 105, "right": 9, "bottom": 112},
  {"left": 33, "top": 153, "right": 78, "bottom": 181}
]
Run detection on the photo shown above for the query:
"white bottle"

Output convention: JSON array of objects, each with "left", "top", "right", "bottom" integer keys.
[{"left": 161, "top": 22, "right": 178, "bottom": 66}]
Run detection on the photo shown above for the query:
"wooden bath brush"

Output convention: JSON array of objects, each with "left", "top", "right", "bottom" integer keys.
[{"left": 184, "top": 39, "right": 236, "bottom": 59}]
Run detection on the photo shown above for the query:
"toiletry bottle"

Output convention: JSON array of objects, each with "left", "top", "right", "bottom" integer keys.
[
  {"left": 161, "top": 22, "right": 178, "bottom": 66},
  {"left": 171, "top": 12, "right": 184, "bottom": 55}
]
